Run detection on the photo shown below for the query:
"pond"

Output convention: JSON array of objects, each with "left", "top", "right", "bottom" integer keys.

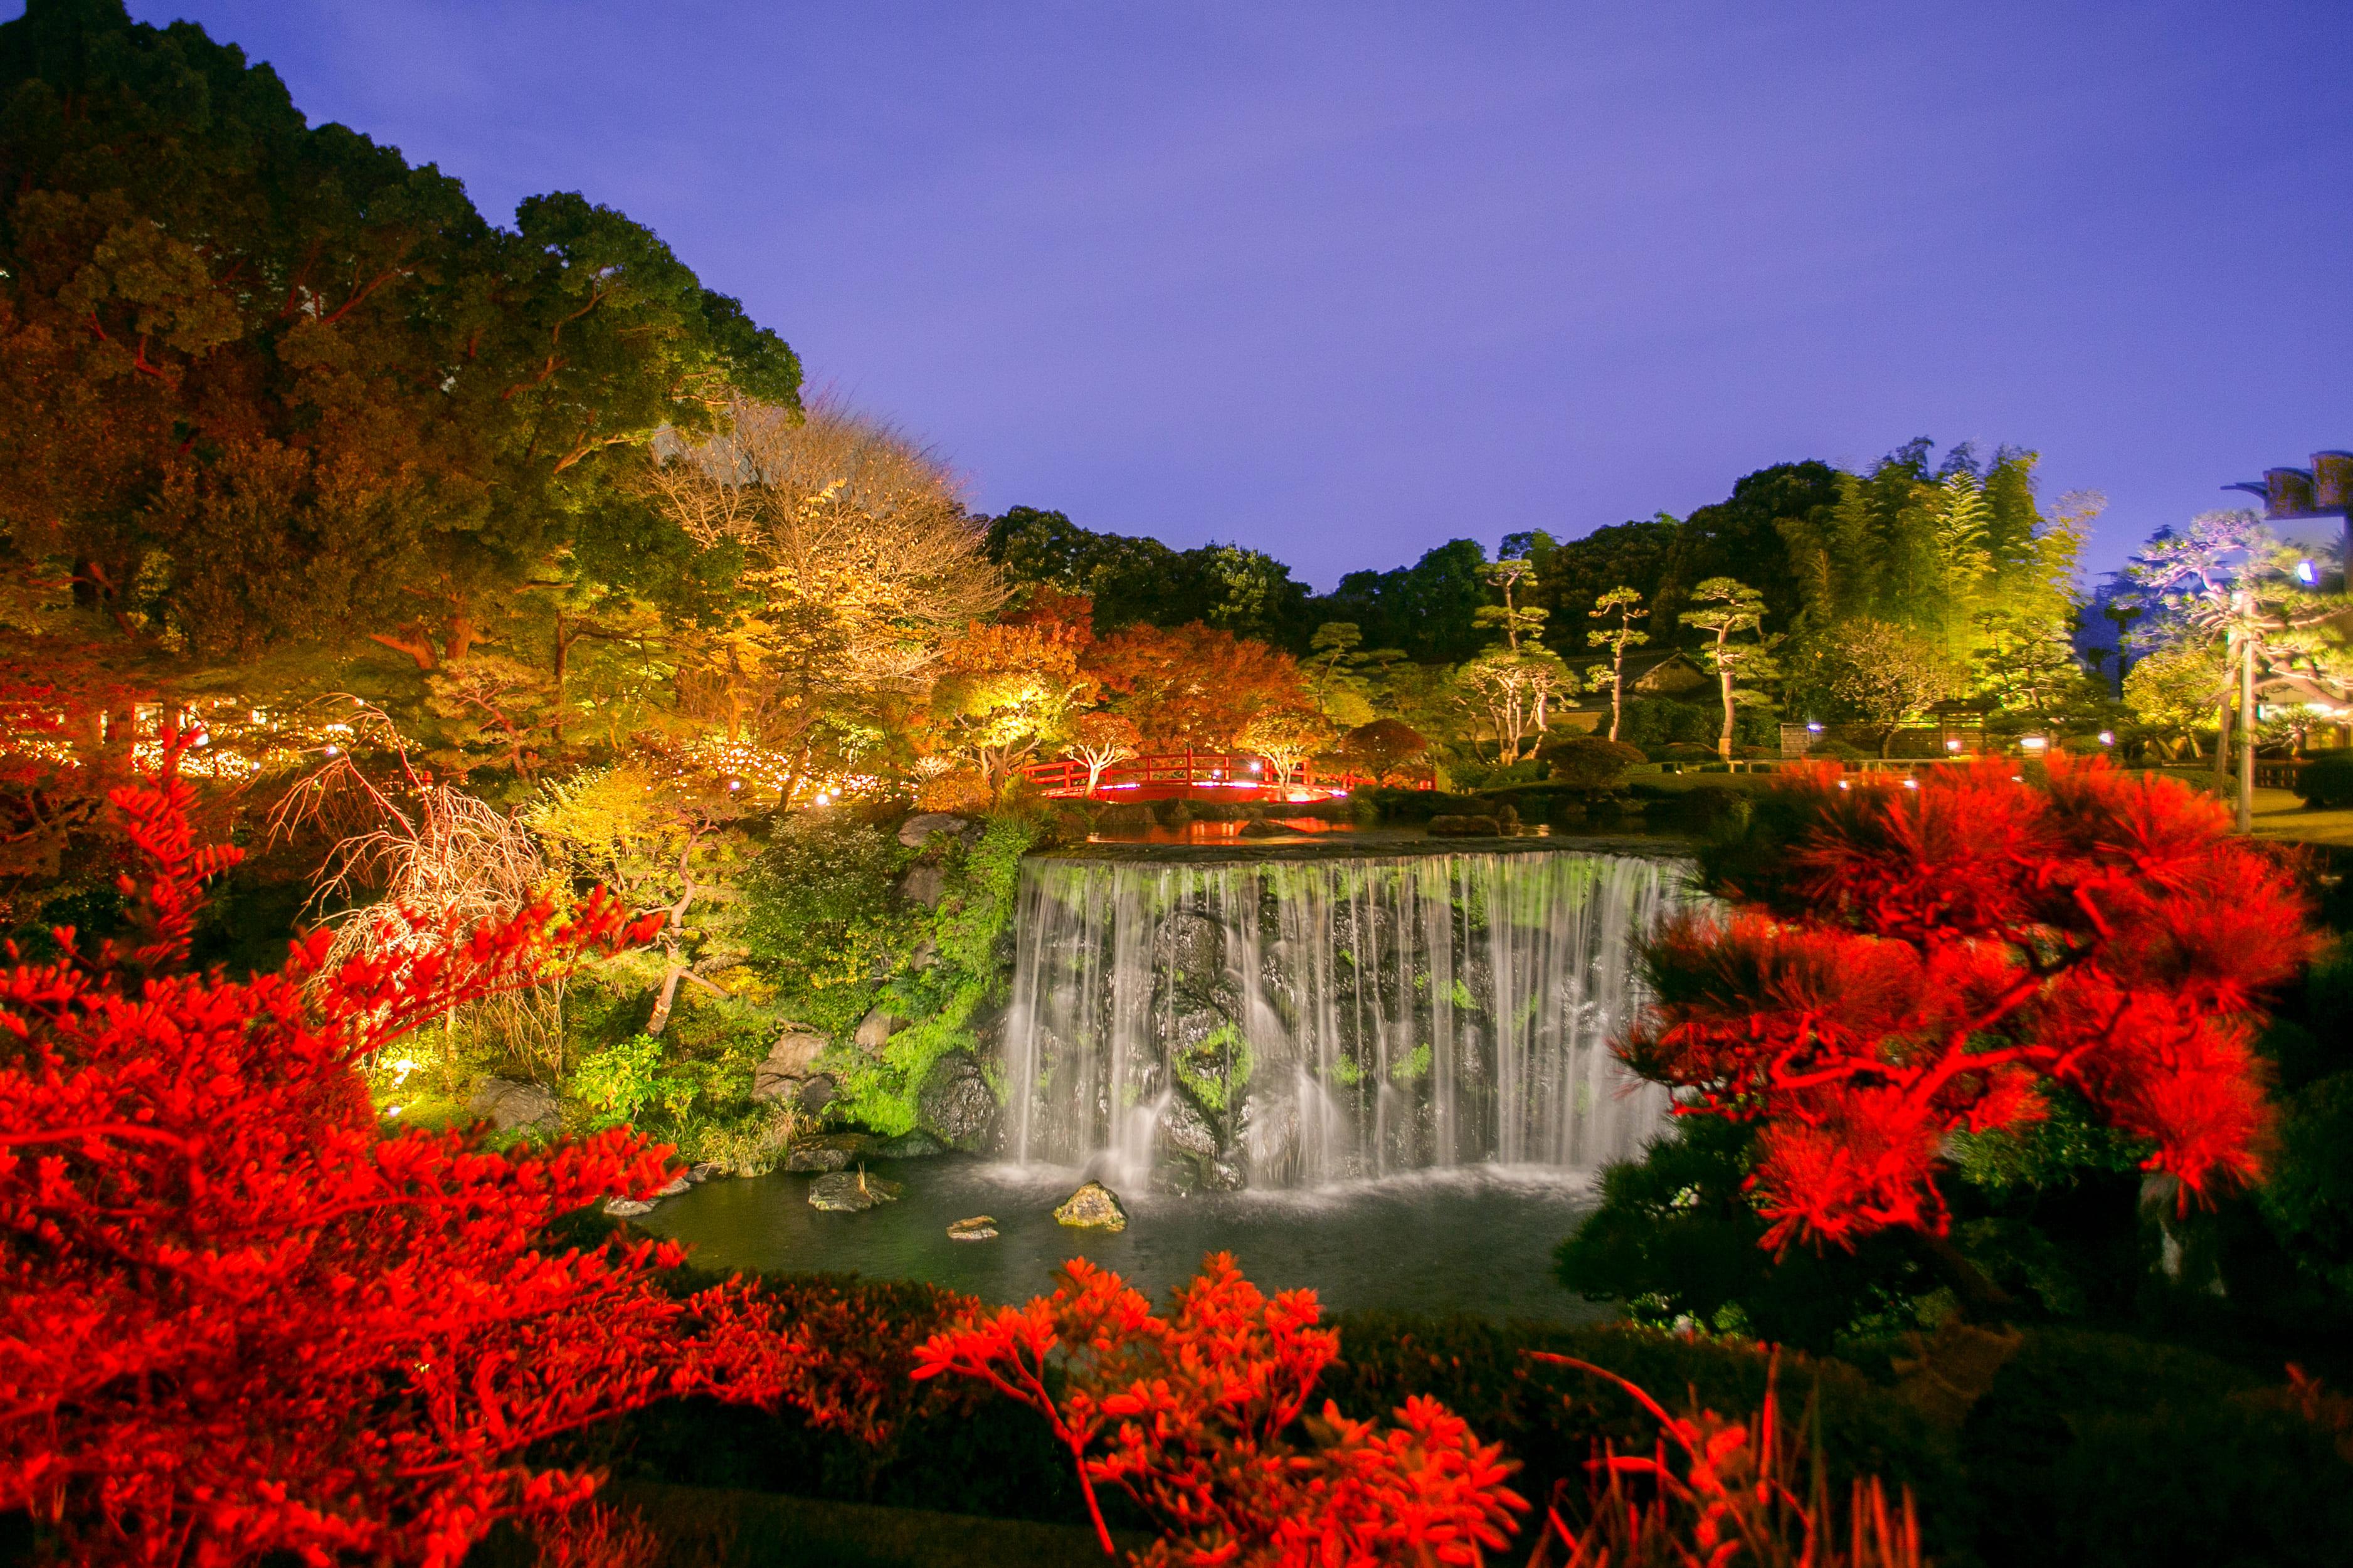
[{"left": 642, "top": 1157, "right": 1617, "bottom": 1321}]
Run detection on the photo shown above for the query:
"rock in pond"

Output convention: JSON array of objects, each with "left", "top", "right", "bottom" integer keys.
[
  {"left": 1054, "top": 1181, "right": 1128, "bottom": 1231},
  {"left": 783, "top": 1132, "right": 880, "bottom": 1174},
  {"left": 946, "top": 1214, "right": 998, "bottom": 1241},
  {"left": 808, "top": 1170, "right": 904, "bottom": 1213},
  {"left": 653, "top": 1172, "right": 692, "bottom": 1197},
  {"left": 687, "top": 1161, "right": 727, "bottom": 1182},
  {"left": 603, "top": 1197, "right": 657, "bottom": 1219}
]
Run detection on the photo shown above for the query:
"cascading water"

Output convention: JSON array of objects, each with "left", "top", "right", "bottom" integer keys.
[{"left": 1002, "top": 845, "right": 1692, "bottom": 1190}]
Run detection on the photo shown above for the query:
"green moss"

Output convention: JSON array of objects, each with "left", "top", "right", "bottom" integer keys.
[
  {"left": 1391, "top": 1043, "right": 1432, "bottom": 1084},
  {"left": 1176, "top": 1023, "right": 1252, "bottom": 1115}
]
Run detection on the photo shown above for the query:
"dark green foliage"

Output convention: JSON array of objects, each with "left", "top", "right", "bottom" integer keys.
[
  {"left": 740, "top": 815, "right": 916, "bottom": 1038},
  {"left": 1537, "top": 734, "right": 1644, "bottom": 790},
  {"left": 1316, "top": 539, "right": 1493, "bottom": 664},
  {"left": 1554, "top": 1120, "right": 1937, "bottom": 1351},
  {"left": 0, "top": 0, "right": 796, "bottom": 666},
  {"left": 2260, "top": 1071, "right": 2353, "bottom": 1298},
  {"left": 983, "top": 507, "right": 1311, "bottom": 646},
  {"left": 1957, "top": 1330, "right": 2352, "bottom": 1568},
  {"left": 2296, "top": 748, "right": 2353, "bottom": 809}
]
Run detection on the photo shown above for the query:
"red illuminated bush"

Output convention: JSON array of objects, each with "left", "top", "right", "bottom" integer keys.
[
  {"left": 1627, "top": 758, "right": 2316, "bottom": 1255},
  {"left": 0, "top": 753, "right": 846, "bottom": 1566},
  {"left": 912, "top": 1251, "right": 1527, "bottom": 1566},
  {"left": 1524, "top": 1353, "right": 1922, "bottom": 1568}
]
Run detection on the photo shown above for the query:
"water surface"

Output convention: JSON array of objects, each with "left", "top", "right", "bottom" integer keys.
[{"left": 643, "top": 1159, "right": 1614, "bottom": 1321}]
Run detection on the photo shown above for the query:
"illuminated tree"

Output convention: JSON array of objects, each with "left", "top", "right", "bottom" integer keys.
[
  {"left": 912, "top": 1254, "right": 1525, "bottom": 1564},
  {"left": 1084, "top": 622, "right": 1312, "bottom": 751},
  {"left": 1336, "top": 718, "right": 1428, "bottom": 783},
  {"left": 1584, "top": 586, "right": 1649, "bottom": 743},
  {"left": 2127, "top": 510, "right": 2349, "bottom": 827},
  {"left": 1685, "top": 577, "right": 1774, "bottom": 760},
  {"left": 527, "top": 757, "right": 758, "bottom": 1036},
  {"left": 644, "top": 397, "right": 1005, "bottom": 759},
  {"left": 1062, "top": 712, "right": 1141, "bottom": 796},
  {"left": 1235, "top": 705, "right": 1336, "bottom": 789},
  {"left": 1455, "top": 646, "right": 1570, "bottom": 765},
  {"left": 1811, "top": 617, "right": 1957, "bottom": 757},
  {"left": 923, "top": 619, "right": 1096, "bottom": 799},
  {"left": 2122, "top": 641, "right": 2225, "bottom": 760},
  {"left": 1474, "top": 556, "right": 1548, "bottom": 651},
  {"left": 0, "top": 1, "right": 798, "bottom": 666},
  {"left": 1625, "top": 759, "right": 2316, "bottom": 1311},
  {"left": 0, "top": 750, "right": 862, "bottom": 1567}
]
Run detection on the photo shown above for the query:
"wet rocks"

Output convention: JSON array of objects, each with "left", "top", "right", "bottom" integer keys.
[
  {"left": 899, "top": 813, "right": 980, "bottom": 849},
  {"left": 946, "top": 1214, "right": 998, "bottom": 1241},
  {"left": 653, "top": 1171, "right": 692, "bottom": 1197},
  {"left": 1054, "top": 1181, "right": 1128, "bottom": 1231},
  {"left": 688, "top": 1161, "right": 727, "bottom": 1182},
  {"left": 784, "top": 1132, "right": 882, "bottom": 1174},
  {"left": 795, "top": 1073, "right": 838, "bottom": 1113},
  {"left": 880, "top": 1130, "right": 944, "bottom": 1159},
  {"left": 468, "top": 1077, "right": 559, "bottom": 1133},
  {"left": 916, "top": 1051, "right": 998, "bottom": 1152},
  {"left": 808, "top": 1169, "right": 904, "bottom": 1212},
  {"left": 602, "top": 1197, "right": 657, "bottom": 1218},
  {"left": 751, "top": 1028, "right": 828, "bottom": 1103}
]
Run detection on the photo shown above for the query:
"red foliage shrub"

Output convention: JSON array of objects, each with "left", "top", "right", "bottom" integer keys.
[
  {"left": 1627, "top": 758, "right": 2318, "bottom": 1251},
  {"left": 0, "top": 754, "right": 840, "bottom": 1565},
  {"left": 1525, "top": 1353, "right": 1922, "bottom": 1568},
  {"left": 912, "top": 1251, "right": 1526, "bottom": 1567}
]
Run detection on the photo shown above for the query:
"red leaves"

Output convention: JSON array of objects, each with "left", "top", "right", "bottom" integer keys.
[
  {"left": 914, "top": 1252, "right": 1527, "bottom": 1567},
  {"left": 1632, "top": 757, "right": 2317, "bottom": 1252},
  {"left": 0, "top": 759, "right": 820, "bottom": 1565}
]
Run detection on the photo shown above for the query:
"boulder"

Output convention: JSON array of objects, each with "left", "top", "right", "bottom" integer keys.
[
  {"left": 468, "top": 1077, "right": 559, "bottom": 1133},
  {"left": 796, "top": 1073, "right": 838, "bottom": 1113},
  {"left": 880, "top": 1130, "right": 944, "bottom": 1159},
  {"left": 908, "top": 936, "right": 940, "bottom": 971},
  {"left": 603, "top": 1197, "right": 657, "bottom": 1219},
  {"left": 897, "top": 863, "right": 949, "bottom": 909},
  {"left": 1426, "top": 814, "right": 1501, "bottom": 837},
  {"left": 654, "top": 1172, "right": 692, "bottom": 1197},
  {"left": 784, "top": 1132, "right": 881, "bottom": 1174},
  {"left": 916, "top": 1051, "right": 998, "bottom": 1152},
  {"left": 898, "top": 812, "right": 977, "bottom": 849},
  {"left": 946, "top": 1214, "right": 998, "bottom": 1241},
  {"left": 751, "top": 1028, "right": 828, "bottom": 1103},
  {"left": 1054, "top": 1181, "right": 1128, "bottom": 1231},
  {"left": 808, "top": 1170, "right": 904, "bottom": 1213},
  {"left": 687, "top": 1161, "right": 726, "bottom": 1183},
  {"left": 1238, "top": 818, "right": 1293, "bottom": 838},
  {"left": 854, "top": 1008, "right": 902, "bottom": 1055}
]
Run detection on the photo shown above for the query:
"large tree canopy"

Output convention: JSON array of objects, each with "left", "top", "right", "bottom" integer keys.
[{"left": 0, "top": 0, "right": 798, "bottom": 665}]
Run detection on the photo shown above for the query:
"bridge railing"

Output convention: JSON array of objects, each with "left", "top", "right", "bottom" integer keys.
[{"left": 1019, "top": 750, "right": 1430, "bottom": 798}]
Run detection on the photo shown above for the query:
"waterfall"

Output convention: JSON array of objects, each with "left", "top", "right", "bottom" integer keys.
[{"left": 1002, "top": 846, "right": 1691, "bottom": 1190}]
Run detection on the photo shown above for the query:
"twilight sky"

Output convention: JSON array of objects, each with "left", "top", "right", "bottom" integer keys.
[{"left": 85, "top": 2, "right": 2353, "bottom": 587}]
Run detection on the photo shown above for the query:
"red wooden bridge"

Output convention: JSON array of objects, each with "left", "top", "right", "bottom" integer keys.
[{"left": 1018, "top": 750, "right": 1423, "bottom": 801}]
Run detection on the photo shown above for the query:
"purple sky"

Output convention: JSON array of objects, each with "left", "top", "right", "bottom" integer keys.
[{"left": 81, "top": 2, "right": 2353, "bottom": 587}]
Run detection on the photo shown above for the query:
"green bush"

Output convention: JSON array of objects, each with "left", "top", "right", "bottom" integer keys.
[
  {"left": 2295, "top": 748, "right": 2353, "bottom": 809},
  {"left": 1538, "top": 734, "right": 1646, "bottom": 789}
]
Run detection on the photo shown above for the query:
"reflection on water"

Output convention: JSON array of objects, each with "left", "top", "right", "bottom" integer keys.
[{"left": 640, "top": 1159, "right": 1614, "bottom": 1321}]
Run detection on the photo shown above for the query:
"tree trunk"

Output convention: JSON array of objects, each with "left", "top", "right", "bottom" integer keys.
[
  {"left": 1916, "top": 1228, "right": 2016, "bottom": 1322},
  {"left": 2238, "top": 624, "right": 2256, "bottom": 834},
  {"left": 645, "top": 962, "right": 685, "bottom": 1036}
]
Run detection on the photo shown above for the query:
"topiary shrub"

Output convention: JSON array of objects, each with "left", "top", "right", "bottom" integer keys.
[
  {"left": 1337, "top": 719, "right": 1429, "bottom": 781},
  {"left": 1539, "top": 735, "right": 1646, "bottom": 790},
  {"left": 2295, "top": 749, "right": 2353, "bottom": 809}
]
